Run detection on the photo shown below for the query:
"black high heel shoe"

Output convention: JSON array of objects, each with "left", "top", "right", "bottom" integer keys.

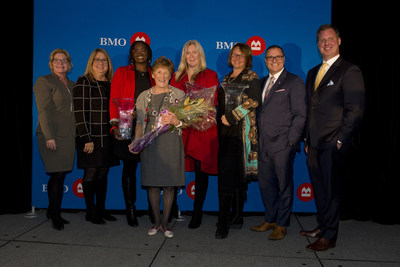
[
  {"left": 188, "top": 211, "right": 202, "bottom": 229},
  {"left": 47, "top": 209, "right": 70, "bottom": 224},
  {"left": 51, "top": 217, "right": 64, "bottom": 231}
]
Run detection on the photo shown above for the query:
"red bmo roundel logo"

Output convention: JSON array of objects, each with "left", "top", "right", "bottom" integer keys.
[
  {"left": 247, "top": 36, "right": 266, "bottom": 56},
  {"left": 297, "top": 183, "right": 314, "bottom": 202},
  {"left": 186, "top": 181, "right": 195, "bottom": 200},
  {"left": 130, "top": 32, "right": 151, "bottom": 45},
  {"left": 72, "top": 178, "right": 84, "bottom": 198}
]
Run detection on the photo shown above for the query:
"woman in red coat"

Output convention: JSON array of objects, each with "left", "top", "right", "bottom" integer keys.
[
  {"left": 170, "top": 40, "right": 219, "bottom": 229},
  {"left": 109, "top": 41, "right": 155, "bottom": 226}
]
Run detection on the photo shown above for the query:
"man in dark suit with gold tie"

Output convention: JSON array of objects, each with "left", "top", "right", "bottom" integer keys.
[
  {"left": 251, "top": 45, "right": 306, "bottom": 240},
  {"left": 302, "top": 24, "right": 365, "bottom": 251}
]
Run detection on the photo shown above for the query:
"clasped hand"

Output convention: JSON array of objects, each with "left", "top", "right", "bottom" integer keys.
[{"left": 161, "top": 111, "right": 179, "bottom": 126}]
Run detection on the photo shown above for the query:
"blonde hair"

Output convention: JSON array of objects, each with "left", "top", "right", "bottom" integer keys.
[
  {"left": 48, "top": 48, "right": 73, "bottom": 73},
  {"left": 84, "top": 48, "right": 114, "bottom": 82},
  {"left": 174, "top": 40, "right": 207, "bottom": 82}
]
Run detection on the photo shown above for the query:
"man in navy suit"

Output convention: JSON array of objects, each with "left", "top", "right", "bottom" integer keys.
[
  {"left": 302, "top": 24, "right": 365, "bottom": 251},
  {"left": 251, "top": 45, "right": 306, "bottom": 240}
]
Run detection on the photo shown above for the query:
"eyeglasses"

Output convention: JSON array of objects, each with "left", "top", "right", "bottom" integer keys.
[
  {"left": 94, "top": 58, "right": 108, "bottom": 63},
  {"left": 232, "top": 53, "right": 245, "bottom": 59},
  {"left": 53, "top": 58, "right": 69, "bottom": 64},
  {"left": 265, "top": 55, "right": 284, "bottom": 61}
]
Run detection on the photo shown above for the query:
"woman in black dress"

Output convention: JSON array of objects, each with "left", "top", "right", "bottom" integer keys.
[
  {"left": 74, "top": 48, "right": 119, "bottom": 224},
  {"left": 216, "top": 43, "right": 261, "bottom": 239}
]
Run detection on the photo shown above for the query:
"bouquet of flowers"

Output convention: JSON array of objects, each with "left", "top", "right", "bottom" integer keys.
[
  {"left": 173, "top": 82, "right": 217, "bottom": 131},
  {"left": 129, "top": 84, "right": 217, "bottom": 153}
]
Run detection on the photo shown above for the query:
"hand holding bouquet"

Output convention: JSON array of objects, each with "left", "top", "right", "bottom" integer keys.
[
  {"left": 171, "top": 83, "right": 217, "bottom": 131},
  {"left": 129, "top": 110, "right": 170, "bottom": 153}
]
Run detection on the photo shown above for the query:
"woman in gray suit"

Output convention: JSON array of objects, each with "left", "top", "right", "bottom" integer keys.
[{"left": 33, "top": 48, "right": 76, "bottom": 230}]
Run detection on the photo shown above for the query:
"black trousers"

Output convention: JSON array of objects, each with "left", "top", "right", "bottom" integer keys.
[{"left": 306, "top": 145, "right": 345, "bottom": 242}]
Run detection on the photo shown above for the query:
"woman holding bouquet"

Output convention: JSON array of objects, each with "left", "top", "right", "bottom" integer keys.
[
  {"left": 74, "top": 48, "right": 119, "bottom": 224},
  {"left": 33, "top": 49, "right": 75, "bottom": 230},
  {"left": 109, "top": 41, "right": 155, "bottom": 227},
  {"left": 216, "top": 43, "right": 261, "bottom": 239},
  {"left": 170, "top": 40, "right": 219, "bottom": 229},
  {"left": 129, "top": 56, "right": 185, "bottom": 238}
]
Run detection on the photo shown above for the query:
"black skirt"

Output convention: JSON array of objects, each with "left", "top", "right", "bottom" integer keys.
[{"left": 76, "top": 135, "right": 120, "bottom": 169}]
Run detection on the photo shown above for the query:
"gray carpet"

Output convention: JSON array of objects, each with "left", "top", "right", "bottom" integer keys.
[{"left": 1, "top": 210, "right": 399, "bottom": 266}]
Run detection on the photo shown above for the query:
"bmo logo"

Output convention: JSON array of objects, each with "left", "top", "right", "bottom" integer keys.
[
  {"left": 130, "top": 32, "right": 151, "bottom": 45},
  {"left": 297, "top": 183, "right": 314, "bottom": 202},
  {"left": 186, "top": 181, "right": 196, "bottom": 200},
  {"left": 99, "top": 32, "right": 150, "bottom": 47},
  {"left": 100, "top": 37, "right": 127, "bottom": 47},
  {"left": 72, "top": 178, "right": 84, "bottom": 198},
  {"left": 246, "top": 36, "right": 266, "bottom": 56}
]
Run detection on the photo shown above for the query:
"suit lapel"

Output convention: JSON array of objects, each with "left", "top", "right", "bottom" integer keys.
[
  {"left": 314, "top": 57, "right": 342, "bottom": 93},
  {"left": 263, "top": 69, "right": 287, "bottom": 104}
]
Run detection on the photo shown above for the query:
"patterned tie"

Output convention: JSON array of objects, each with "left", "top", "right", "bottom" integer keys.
[
  {"left": 263, "top": 76, "right": 275, "bottom": 101},
  {"left": 314, "top": 62, "right": 328, "bottom": 90}
]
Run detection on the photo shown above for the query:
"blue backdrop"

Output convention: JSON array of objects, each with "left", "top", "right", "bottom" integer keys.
[{"left": 32, "top": 0, "right": 331, "bottom": 212}]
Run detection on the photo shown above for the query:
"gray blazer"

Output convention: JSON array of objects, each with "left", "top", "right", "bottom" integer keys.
[{"left": 257, "top": 69, "right": 307, "bottom": 153}]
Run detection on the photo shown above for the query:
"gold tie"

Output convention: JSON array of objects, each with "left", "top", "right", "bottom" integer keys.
[{"left": 314, "top": 63, "right": 328, "bottom": 90}]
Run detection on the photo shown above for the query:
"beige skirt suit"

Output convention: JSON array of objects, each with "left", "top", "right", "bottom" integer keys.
[{"left": 33, "top": 74, "right": 76, "bottom": 173}]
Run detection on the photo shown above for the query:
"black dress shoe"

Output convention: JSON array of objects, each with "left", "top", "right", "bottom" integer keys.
[{"left": 229, "top": 217, "right": 243, "bottom": 229}]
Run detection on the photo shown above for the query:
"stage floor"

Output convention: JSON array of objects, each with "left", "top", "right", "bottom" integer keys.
[{"left": 1, "top": 210, "right": 399, "bottom": 266}]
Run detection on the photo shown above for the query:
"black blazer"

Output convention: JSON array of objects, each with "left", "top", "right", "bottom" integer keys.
[
  {"left": 305, "top": 57, "right": 365, "bottom": 150},
  {"left": 257, "top": 69, "right": 307, "bottom": 153}
]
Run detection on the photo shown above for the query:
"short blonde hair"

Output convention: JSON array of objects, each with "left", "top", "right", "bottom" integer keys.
[
  {"left": 174, "top": 40, "right": 207, "bottom": 82},
  {"left": 152, "top": 56, "right": 174, "bottom": 76},
  {"left": 49, "top": 48, "right": 73, "bottom": 73},
  {"left": 84, "top": 48, "right": 114, "bottom": 82}
]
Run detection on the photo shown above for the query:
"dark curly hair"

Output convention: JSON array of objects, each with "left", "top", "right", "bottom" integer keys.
[{"left": 129, "top": 40, "right": 152, "bottom": 66}]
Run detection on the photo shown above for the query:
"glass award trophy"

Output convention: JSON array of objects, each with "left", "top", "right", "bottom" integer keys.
[
  {"left": 113, "top": 98, "right": 135, "bottom": 139},
  {"left": 220, "top": 82, "right": 249, "bottom": 112}
]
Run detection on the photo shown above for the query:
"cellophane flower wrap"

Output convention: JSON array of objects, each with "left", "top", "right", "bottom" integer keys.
[
  {"left": 129, "top": 84, "right": 217, "bottom": 153},
  {"left": 169, "top": 82, "right": 217, "bottom": 131},
  {"left": 112, "top": 98, "right": 135, "bottom": 139},
  {"left": 129, "top": 110, "right": 170, "bottom": 153}
]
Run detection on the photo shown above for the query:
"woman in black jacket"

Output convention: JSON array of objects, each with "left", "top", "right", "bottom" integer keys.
[{"left": 74, "top": 48, "right": 119, "bottom": 224}]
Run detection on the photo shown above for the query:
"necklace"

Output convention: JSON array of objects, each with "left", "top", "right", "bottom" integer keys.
[
  {"left": 228, "top": 75, "right": 238, "bottom": 83},
  {"left": 146, "top": 86, "right": 175, "bottom": 117},
  {"left": 136, "top": 70, "right": 146, "bottom": 77},
  {"left": 228, "top": 69, "right": 244, "bottom": 83}
]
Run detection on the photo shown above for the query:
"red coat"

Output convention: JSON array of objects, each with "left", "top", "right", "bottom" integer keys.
[
  {"left": 170, "top": 69, "right": 219, "bottom": 174},
  {"left": 109, "top": 65, "right": 155, "bottom": 121}
]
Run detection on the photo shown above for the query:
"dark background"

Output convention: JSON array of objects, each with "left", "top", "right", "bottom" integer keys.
[{"left": 2, "top": 1, "right": 398, "bottom": 224}]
